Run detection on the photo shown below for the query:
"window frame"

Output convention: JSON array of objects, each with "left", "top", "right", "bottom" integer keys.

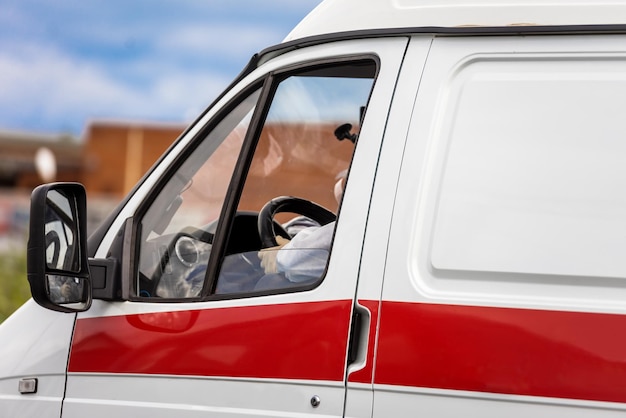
[{"left": 129, "top": 55, "right": 379, "bottom": 303}]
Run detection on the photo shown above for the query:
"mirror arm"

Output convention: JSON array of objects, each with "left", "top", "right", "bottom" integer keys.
[{"left": 90, "top": 258, "right": 121, "bottom": 301}]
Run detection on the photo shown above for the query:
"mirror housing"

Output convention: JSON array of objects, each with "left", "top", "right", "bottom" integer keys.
[{"left": 27, "top": 183, "right": 92, "bottom": 312}]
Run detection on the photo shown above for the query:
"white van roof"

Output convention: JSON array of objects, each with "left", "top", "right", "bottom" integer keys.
[{"left": 285, "top": 0, "right": 626, "bottom": 42}]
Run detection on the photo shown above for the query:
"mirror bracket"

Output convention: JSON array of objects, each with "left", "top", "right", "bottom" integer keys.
[{"left": 90, "top": 258, "right": 121, "bottom": 301}]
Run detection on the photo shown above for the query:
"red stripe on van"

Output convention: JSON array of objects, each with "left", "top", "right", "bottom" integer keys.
[
  {"left": 69, "top": 300, "right": 352, "bottom": 381},
  {"left": 375, "top": 301, "right": 626, "bottom": 403}
]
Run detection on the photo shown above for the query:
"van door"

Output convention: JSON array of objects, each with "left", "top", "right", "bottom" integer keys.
[
  {"left": 343, "top": 36, "right": 432, "bottom": 418},
  {"left": 374, "top": 34, "right": 626, "bottom": 416},
  {"left": 60, "top": 37, "right": 408, "bottom": 417}
]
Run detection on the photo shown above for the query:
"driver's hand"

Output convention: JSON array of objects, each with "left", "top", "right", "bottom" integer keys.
[{"left": 258, "top": 236, "right": 290, "bottom": 274}]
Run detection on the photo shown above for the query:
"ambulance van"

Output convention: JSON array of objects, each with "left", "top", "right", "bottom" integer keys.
[{"left": 4, "top": 0, "right": 626, "bottom": 416}]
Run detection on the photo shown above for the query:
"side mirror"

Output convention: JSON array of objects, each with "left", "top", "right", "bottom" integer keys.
[{"left": 27, "top": 183, "right": 91, "bottom": 312}]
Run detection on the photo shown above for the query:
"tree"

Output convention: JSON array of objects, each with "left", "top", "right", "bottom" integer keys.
[{"left": 0, "top": 252, "right": 31, "bottom": 323}]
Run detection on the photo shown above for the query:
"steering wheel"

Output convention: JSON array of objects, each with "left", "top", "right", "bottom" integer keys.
[{"left": 258, "top": 196, "right": 336, "bottom": 248}]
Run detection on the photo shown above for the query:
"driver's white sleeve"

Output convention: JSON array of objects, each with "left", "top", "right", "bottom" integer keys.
[{"left": 275, "top": 222, "right": 335, "bottom": 282}]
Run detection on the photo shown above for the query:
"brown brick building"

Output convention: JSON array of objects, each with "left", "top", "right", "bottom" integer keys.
[
  {"left": 0, "top": 131, "right": 82, "bottom": 189},
  {"left": 80, "top": 121, "right": 185, "bottom": 197},
  {"left": 0, "top": 121, "right": 185, "bottom": 198},
  {"left": 0, "top": 120, "right": 351, "bottom": 237},
  {"left": 0, "top": 121, "right": 185, "bottom": 236}
]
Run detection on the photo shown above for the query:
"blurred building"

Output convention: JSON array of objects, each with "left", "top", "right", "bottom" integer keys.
[
  {"left": 0, "top": 119, "right": 351, "bottom": 244},
  {"left": 0, "top": 121, "right": 185, "bottom": 197},
  {"left": 0, "top": 121, "right": 185, "bottom": 242},
  {"left": 0, "top": 130, "right": 82, "bottom": 189}
]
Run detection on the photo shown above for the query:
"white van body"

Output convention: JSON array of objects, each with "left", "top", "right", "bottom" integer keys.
[{"left": 4, "top": 0, "right": 626, "bottom": 416}]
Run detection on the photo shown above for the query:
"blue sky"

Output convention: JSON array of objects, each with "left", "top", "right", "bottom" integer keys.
[{"left": 0, "top": 0, "right": 321, "bottom": 137}]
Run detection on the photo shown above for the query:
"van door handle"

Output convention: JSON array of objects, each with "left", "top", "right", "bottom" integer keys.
[{"left": 347, "top": 302, "right": 371, "bottom": 372}]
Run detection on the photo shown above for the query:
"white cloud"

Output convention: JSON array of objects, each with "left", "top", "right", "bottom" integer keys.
[
  {"left": 0, "top": 0, "right": 322, "bottom": 134},
  {"left": 150, "top": 72, "right": 231, "bottom": 120},
  {"left": 157, "top": 24, "right": 285, "bottom": 59},
  {"left": 0, "top": 40, "right": 229, "bottom": 132}
]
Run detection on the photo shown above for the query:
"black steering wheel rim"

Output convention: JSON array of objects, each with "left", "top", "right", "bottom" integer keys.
[{"left": 258, "top": 196, "right": 336, "bottom": 248}]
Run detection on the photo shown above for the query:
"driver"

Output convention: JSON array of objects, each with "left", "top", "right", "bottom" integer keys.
[{"left": 255, "top": 169, "right": 346, "bottom": 289}]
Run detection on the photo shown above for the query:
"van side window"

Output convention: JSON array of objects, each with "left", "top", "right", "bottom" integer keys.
[
  {"left": 430, "top": 55, "right": 626, "bottom": 281},
  {"left": 135, "top": 61, "right": 376, "bottom": 299},
  {"left": 216, "top": 63, "right": 376, "bottom": 294}
]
